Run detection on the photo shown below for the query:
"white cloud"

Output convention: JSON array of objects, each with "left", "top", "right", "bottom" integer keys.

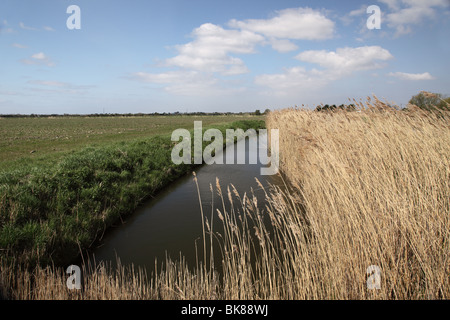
[
  {"left": 255, "top": 66, "right": 329, "bottom": 95},
  {"left": 130, "top": 7, "right": 338, "bottom": 96},
  {"left": 162, "top": 8, "right": 334, "bottom": 73},
  {"left": 382, "top": 0, "right": 449, "bottom": 36},
  {"left": 378, "top": 0, "right": 400, "bottom": 10},
  {"left": 229, "top": 8, "right": 335, "bottom": 41},
  {"left": 256, "top": 46, "right": 394, "bottom": 95},
  {"left": 388, "top": 71, "right": 435, "bottom": 80},
  {"left": 43, "top": 26, "right": 55, "bottom": 32},
  {"left": 130, "top": 69, "right": 249, "bottom": 96},
  {"left": 20, "top": 52, "right": 55, "bottom": 67},
  {"left": 348, "top": 6, "right": 367, "bottom": 17},
  {"left": 31, "top": 52, "right": 47, "bottom": 60},
  {"left": 295, "top": 46, "right": 393, "bottom": 73},
  {"left": 402, "top": 0, "right": 448, "bottom": 7},
  {"left": 268, "top": 38, "right": 298, "bottom": 53},
  {"left": 344, "top": 1, "right": 449, "bottom": 38},
  {"left": 340, "top": 5, "right": 371, "bottom": 30},
  {"left": 164, "top": 23, "right": 264, "bottom": 75},
  {"left": 387, "top": 6, "right": 434, "bottom": 26},
  {"left": 129, "top": 22, "right": 267, "bottom": 95},
  {"left": 129, "top": 22, "right": 266, "bottom": 96}
]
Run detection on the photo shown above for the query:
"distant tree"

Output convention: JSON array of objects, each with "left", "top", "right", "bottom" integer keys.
[
  {"left": 408, "top": 91, "right": 449, "bottom": 111},
  {"left": 347, "top": 104, "right": 356, "bottom": 111},
  {"left": 254, "top": 109, "right": 261, "bottom": 115},
  {"left": 444, "top": 97, "right": 450, "bottom": 107}
]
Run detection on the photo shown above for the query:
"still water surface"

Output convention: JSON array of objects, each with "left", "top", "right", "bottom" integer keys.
[{"left": 91, "top": 133, "right": 282, "bottom": 275}]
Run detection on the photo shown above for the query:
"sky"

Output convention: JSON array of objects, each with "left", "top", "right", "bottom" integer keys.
[{"left": 0, "top": 0, "right": 449, "bottom": 114}]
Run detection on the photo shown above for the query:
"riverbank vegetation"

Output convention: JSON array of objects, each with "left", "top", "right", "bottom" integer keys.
[
  {"left": 1, "top": 97, "right": 449, "bottom": 299},
  {"left": 0, "top": 116, "right": 265, "bottom": 269}
]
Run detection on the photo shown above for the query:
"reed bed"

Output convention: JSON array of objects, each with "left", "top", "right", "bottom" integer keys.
[
  {"left": 265, "top": 97, "right": 450, "bottom": 299},
  {"left": 1, "top": 97, "right": 448, "bottom": 299}
]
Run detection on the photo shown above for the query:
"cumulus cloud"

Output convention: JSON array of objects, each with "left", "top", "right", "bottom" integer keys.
[
  {"left": 388, "top": 71, "right": 435, "bottom": 80},
  {"left": 267, "top": 38, "right": 298, "bottom": 53},
  {"left": 295, "top": 46, "right": 394, "bottom": 72},
  {"left": 130, "top": 7, "right": 337, "bottom": 96},
  {"left": 130, "top": 22, "right": 265, "bottom": 95},
  {"left": 378, "top": 0, "right": 401, "bottom": 10},
  {"left": 381, "top": 0, "right": 449, "bottom": 36},
  {"left": 343, "top": 0, "right": 449, "bottom": 37},
  {"left": 255, "top": 46, "right": 394, "bottom": 95},
  {"left": 229, "top": 8, "right": 335, "bottom": 41},
  {"left": 164, "top": 23, "right": 264, "bottom": 75}
]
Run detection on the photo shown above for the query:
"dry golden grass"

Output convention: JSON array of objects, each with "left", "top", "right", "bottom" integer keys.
[
  {"left": 1, "top": 96, "right": 449, "bottom": 299},
  {"left": 265, "top": 97, "right": 450, "bottom": 299}
]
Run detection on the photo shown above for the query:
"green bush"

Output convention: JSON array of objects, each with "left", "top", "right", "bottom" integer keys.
[{"left": 408, "top": 91, "right": 449, "bottom": 111}]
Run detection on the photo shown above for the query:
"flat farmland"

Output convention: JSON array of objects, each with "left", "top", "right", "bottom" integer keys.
[{"left": 0, "top": 114, "right": 263, "bottom": 170}]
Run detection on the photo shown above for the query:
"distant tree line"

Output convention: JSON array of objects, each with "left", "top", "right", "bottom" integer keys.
[
  {"left": 315, "top": 104, "right": 356, "bottom": 112},
  {"left": 0, "top": 111, "right": 266, "bottom": 118},
  {"left": 313, "top": 91, "right": 450, "bottom": 114},
  {"left": 254, "top": 109, "right": 271, "bottom": 115}
]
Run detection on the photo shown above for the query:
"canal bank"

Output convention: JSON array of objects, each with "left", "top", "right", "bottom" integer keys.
[{"left": 88, "top": 132, "right": 283, "bottom": 276}]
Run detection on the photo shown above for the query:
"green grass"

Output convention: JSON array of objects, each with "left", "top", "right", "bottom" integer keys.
[
  {"left": 0, "top": 115, "right": 262, "bottom": 171},
  {"left": 0, "top": 116, "right": 265, "bottom": 268}
]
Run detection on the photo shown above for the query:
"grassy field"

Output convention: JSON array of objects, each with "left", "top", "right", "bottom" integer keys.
[
  {"left": 0, "top": 115, "right": 265, "bottom": 270},
  {"left": 0, "top": 115, "right": 262, "bottom": 170}
]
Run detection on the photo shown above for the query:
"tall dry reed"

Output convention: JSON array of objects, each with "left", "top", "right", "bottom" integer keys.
[{"left": 265, "top": 97, "right": 449, "bottom": 298}]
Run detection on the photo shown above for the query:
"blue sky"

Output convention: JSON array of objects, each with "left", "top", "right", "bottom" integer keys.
[{"left": 1, "top": 0, "right": 449, "bottom": 114}]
